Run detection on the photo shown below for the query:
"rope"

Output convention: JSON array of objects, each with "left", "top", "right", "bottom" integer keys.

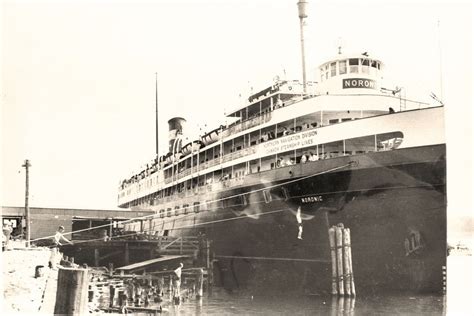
[
  {"left": 215, "top": 255, "right": 330, "bottom": 263},
  {"left": 29, "top": 162, "right": 353, "bottom": 243}
]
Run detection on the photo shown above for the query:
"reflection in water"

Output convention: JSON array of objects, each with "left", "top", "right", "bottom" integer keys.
[
  {"left": 163, "top": 289, "right": 446, "bottom": 315},
  {"left": 331, "top": 296, "right": 355, "bottom": 316}
]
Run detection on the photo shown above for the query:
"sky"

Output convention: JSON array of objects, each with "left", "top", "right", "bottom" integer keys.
[{"left": 1, "top": 0, "right": 472, "bottom": 220}]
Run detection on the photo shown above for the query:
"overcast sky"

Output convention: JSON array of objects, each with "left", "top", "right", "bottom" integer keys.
[{"left": 1, "top": 0, "right": 472, "bottom": 217}]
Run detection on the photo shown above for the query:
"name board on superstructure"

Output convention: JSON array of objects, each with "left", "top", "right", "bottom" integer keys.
[
  {"left": 258, "top": 130, "right": 318, "bottom": 156},
  {"left": 342, "top": 78, "right": 376, "bottom": 89}
]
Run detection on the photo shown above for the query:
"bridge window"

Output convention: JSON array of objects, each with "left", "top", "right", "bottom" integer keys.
[
  {"left": 339, "top": 60, "right": 347, "bottom": 74},
  {"left": 349, "top": 59, "right": 359, "bottom": 73},
  {"left": 361, "top": 59, "right": 370, "bottom": 74},
  {"left": 330, "top": 62, "right": 337, "bottom": 77}
]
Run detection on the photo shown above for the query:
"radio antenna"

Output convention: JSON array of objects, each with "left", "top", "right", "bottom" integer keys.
[
  {"left": 437, "top": 19, "right": 444, "bottom": 102},
  {"left": 155, "top": 72, "right": 159, "bottom": 156}
]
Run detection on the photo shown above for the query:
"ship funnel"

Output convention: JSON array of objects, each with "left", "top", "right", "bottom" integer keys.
[{"left": 168, "top": 117, "right": 186, "bottom": 154}]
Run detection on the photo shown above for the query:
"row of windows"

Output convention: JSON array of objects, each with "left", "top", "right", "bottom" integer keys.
[
  {"left": 156, "top": 187, "right": 290, "bottom": 218},
  {"left": 320, "top": 58, "right": 381, "bottom": 81},
  {"left": 123, "top": 131, "right": 403, "bottom": 209}
]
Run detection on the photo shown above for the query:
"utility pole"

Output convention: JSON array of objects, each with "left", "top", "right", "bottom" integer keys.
[{"left": 22, "top": 159, "right": 31, "bottom": 247}]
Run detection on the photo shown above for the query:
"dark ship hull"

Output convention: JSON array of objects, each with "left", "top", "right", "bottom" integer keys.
[{"left": 169, "top": 144, "right": 446, "bottom": 295}]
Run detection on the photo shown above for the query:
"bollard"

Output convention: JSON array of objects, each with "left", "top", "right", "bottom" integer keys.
[
  {"left": 54, "top": 267, "right": 89, "bottom": 315},
  {"left": 35, "top": 265, "right": 44, "bottom": 278},
  {"left": 328, "top": 227, "right": 338, "bottom": 295}
]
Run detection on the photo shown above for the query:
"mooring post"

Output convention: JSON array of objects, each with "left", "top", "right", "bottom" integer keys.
[
  {"left": 343, "top": 228, "right": 351, "bottom": 295},
  {"left": 109, "top": 285, "right": 115, "bottom": 307},
  {"left": 205, "top": 240, "right": 210, "bottom": 270},
  {"left": 196, "top": 268, "right": 204, "bottom": 298},
  {"left": 124, "top": 242, "right": 130, "bottom": 265},
  {"left": 94, "top": 249, "right": 100, "bottom": 267},
  {"left": 54, "top": 267, "right": 89, "bottom": 315},
  {"left": 168, "top": 276, "right": 173, "bottom": 301},
  {"left": 109, "top": 263, "right": 114, "bottom": 277},
  {"left": 335, "top": 225, "right": 344, "bottom": 295},
  {"left": 345, "top": 228, "right": 356, "bottom": 296},
  {"left": 328, "top": 227, "right": 338, "bottom": 295}
]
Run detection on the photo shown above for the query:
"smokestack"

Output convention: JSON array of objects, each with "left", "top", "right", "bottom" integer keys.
[{"left": 168, "top": 117, "right": 186, "bottom": 153}]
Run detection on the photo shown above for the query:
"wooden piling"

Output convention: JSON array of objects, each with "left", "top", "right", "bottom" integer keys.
[
  {"left": 335, "top": 225, "right": 344, "bottom": 295},
  {"left": 94, "top": 249, "right": 100, "bottom": 267},
  {"left": 343, "top": 228, "right": 351, "bottom": 295},
  {"left": 124, "top": 243, "right": 130, "bottom": 265},
  {"left": 54, "top": 267, "right": 89, "bottom": 315},
  {"left": 345, "top": 228, "right": 355, "bottom": 296},
  {"left": 196, "top": 268, "right": 204, "bottom": 298},
  {"left": 168, "top": 276, "right": 172, "bottom": 301},
  {"left": 108, "top": 263, "right": 114, "bottom": 277},
  {"left": 109, "top": 285, "right": 115, "bottom": 307},
  {"left": 328, "top": 227, "right": 338, "bottom": 295}
]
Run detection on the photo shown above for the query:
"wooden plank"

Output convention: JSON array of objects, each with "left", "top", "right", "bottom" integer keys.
[{"left": 116, "top": 255, "right": 188, "bottom": 271}]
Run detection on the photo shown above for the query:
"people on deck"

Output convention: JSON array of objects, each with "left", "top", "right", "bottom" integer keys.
[{"left": 300, "top": 154, "right": 307, "bottom": 163}]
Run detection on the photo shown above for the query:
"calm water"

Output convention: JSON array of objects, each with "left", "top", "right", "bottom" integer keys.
[
  {"left": 165, "top": 291, "right": 444, "bottom": 315},
  {"left": 102, "top": 255, "right": 472, "bottom": 315}
]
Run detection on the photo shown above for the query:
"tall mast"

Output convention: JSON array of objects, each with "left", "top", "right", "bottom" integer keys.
[
  {"left": 155, "top": 73, "right": 159, "bottom": 157},
  {"left": 297, "top": 0, "right": 308, "bottom": 94}
]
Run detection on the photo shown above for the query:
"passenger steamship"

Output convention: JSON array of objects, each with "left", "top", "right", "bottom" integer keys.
[{"left": 117, "top": 3, "right": 446, "bottom": 295}]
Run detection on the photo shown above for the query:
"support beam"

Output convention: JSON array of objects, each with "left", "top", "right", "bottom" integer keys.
[{"left": 124, "top": 242, "right": 130, "bottom": 266}]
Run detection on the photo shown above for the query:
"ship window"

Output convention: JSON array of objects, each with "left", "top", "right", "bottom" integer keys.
[
  {"left": 361, "top": 59, "right": 370, "bottom": 74},
  {"left": 341, "top": 118, "right": 352, "bottom": 122},
  {"left": 193, "top": 202, "right": 200, "bottom": 213},
  {"left": 263, "top": 190, "right": 272, "bottom": 203},
  {"left": 174, "top": 206, "right": 180, "bottom": 216},
  {"left": 371, "top": 60, "right": 378, "bottom": 68},
  {"left": 349, "top": 59, "right": 359, "bottom": 73},
  {"left": 183, "top": 204, "right": 189, "bottom": 215},
  {"left": 166, "top": 208, "right": 172, "bottom": 217},
  {"left": 329, "top": 119, "right": 339, "bottom": 124},
  {"left": 330, "top": 62, "right": 337, "bottom": 77},
  {"left": 339, "top": 60, "right": 347, "bottom": 74}
]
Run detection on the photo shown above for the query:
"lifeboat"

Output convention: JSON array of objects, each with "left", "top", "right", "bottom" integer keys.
[
  {"left": 200, "top": 126, "right": 223, "bottom": 146},
  {"left": 181, "top": 142, "right": 193, "bottom": 157}
]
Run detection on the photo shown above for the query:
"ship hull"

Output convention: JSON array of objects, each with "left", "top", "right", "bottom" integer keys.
[{"left": 145, "top": 144, "right": 446, "bottom": 295}]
